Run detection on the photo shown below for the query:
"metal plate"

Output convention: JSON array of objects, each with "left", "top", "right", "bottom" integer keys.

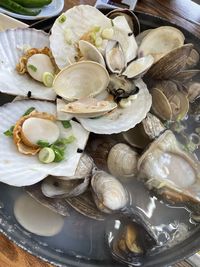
[{"left": 0, "top": 10, "right": 200, "bottom": 267}]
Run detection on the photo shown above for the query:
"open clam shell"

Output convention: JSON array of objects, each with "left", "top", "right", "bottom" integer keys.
[
  {"left": 138, "top": 26, "right": 185, "bottom": 62},
  {"left": 50, "top": 5, "right": 112, "bottom": 69},
  {"left": 53, "top": 61, "right": 109, "bottom": 101},
  {"left": 78, "top": 79, "right": 152, "bottom": 134},
  {"left": 0, "top": 28, "right": 56, "bottom": 100},
  {"left": 0, "top": 100, "right": 89, "bottom": 186}
]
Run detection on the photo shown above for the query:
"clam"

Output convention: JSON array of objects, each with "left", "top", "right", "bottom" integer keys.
[
  {"left": 138, "top": 26, "right": 185, "bottom": 62},
  {"left": 123, "top": 113, "right": 166, "bottom": 149},
  {"left": 106, "top": 9, "right": 140, "bottom": 36},
  {"left": 56, "top": 98, "right": 73, "bottom": 121},
  {"left": 186, "top": 48, "right": 199, "bottom": 69},
  {"left": 186, "top": 82, "right": 200, "bottom": 102},
  {"left": 122, "top": 55, "right": 154, "bottom": 79},
  {"left": 66, "top": 190, "right": 106, "bottom": 221},
  {"left": 151, "top": 81, "right": 189, "bottom": 121},
  {"left": 91, "top": 169, "right": 129, "bottom": 213},
  {"left": 107, "top": 143, "right": 139, "bottom": 179},
  {"left": 105, "top": 40, "right": 126, "bottom": 74},
  {"left": 138, "top": 130, "right": 200, "bottom": 216},
  {"left": 78, "top": 40, "right": 105, "bottom": 66},
  {"left": 146, "top": 44, "right": 193, "bottom": 79},
  {"left": 26, "top": 183, "right": 70, "bottom": 216},
  {"left": 53, "top": 61, "right": 109, "bottom": 101},
  {"left": 61, "top": 97, "right": 117, "bottom": 118},
  {"left": 135, "top": 29, "right": 152, "bottom": 46},
  {"left": 172, "top": 69, "right": 200, "bottom": 82}
]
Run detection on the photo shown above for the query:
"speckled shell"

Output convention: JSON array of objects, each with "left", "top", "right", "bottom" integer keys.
[{"left": 0, "top": 28, "right": 56, "bottom": 100}]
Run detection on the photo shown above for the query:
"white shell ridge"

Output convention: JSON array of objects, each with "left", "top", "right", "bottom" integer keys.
[
  {"left": 78, "top": 79, "right": 152, "bottom": 134},
  {"left": 0, "top": 28, "right": 56, "bottom": 100},
  {"left": 50, "top": 5, "right": 112, "bottom": 69},
  {"left": 0, "top": 100, "right": 90, "bottom": 186}
]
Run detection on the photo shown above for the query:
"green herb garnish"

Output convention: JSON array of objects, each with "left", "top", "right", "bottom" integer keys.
[
  {"left": 23, "top": 107, "right": 35, "bottom": 116},
  {"left": 3, "top": 125, "right": 14, "bottom": 137},
  {"left": 50, "top": 145, "right": 65, "bottom": 162},
  {"left": 61, "top": 120, "right": 71, "bottom": 128},
  {"left": 111, "top": 19, "right": 114, "bottom": 27},
  {"left": 28, "top": 64, "right": 37, "bottom": 72},
  {"left": 37, "top": 140, "right": 50, "bottom": 148},
  {"left": 58, "top": 14, "right": 66, "bottom": 23}
]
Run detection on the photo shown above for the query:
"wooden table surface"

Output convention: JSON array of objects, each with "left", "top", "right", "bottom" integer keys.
[{"left": 0, "top": 0, "right": 200, "bottom": 266}]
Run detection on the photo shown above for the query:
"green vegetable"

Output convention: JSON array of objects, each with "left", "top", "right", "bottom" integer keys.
[
  {"left": 13, "top": 0, "right": 52, "bottom": 8},
  {"left": 3, "top": 126, "right": 14, "bottom": 137},
  {"left": 58, "top": 14, "right": 66, "bottom": 23},
  {"left": 61, "top": 120, "right": 71, "bottom": 129},
  {"left": 0, "top": 0, "right": 41, "bottom": 16},
  {"left": 37, "top": 140, "right": 50, "bottom": 148},
  {"left": 51, "top": 145, "right": 65, "bottom": 162},
  {"left": 42, "top": 72, "right": 54, "bottom": 87},
  {"left": 28, "top": 64, "right": 37, "bottom": 72},
  {"left": 38, "top": 147, "right": 55, "bottom": 163},
  {"left": 23, "top": 107, "right": 35, "bottom": 116}
]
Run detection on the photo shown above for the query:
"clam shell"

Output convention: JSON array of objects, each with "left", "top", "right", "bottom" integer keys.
[
  {"left": 172, "top": 69, "right": 200, "bottom": 82},
  {"left": 0, "top": 28, "right": 56, "bottom": 100},
  {"left": 56, "top": 98, "right": 73, "bottom": 121},
  {"left": 138, "top": 26, "right": 185, "bottom": 62},
  {"left": 0, "top": 100, "right": 89, "bottom": 186},
  {"left": 50, "top": 5, "right": 112, "bottom": 69},
  {"left": 26, "top": 183, "right": 70, "bottom": 216},
  {"left": 53, "top": 61, "right": 110, "bottom": 101},
  {"left": 135, "top": 29, "right": 152, "bottom": 46},
  {"left": 78, "top": 79, "right": 152, "bottom": 134}
]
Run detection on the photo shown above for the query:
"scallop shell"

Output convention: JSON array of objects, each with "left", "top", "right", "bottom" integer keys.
[
  {"left": 78, "top": 79, "right": 152, "bottom": 134},
  {"left": 50, "top": 5, "right": 112, "bottom": 69},
  {"left": 0, "top": 28, "right": 56, "bottom": 100},
  {"left": 0, "top": 100, "right": 89, "bottom": 186}
]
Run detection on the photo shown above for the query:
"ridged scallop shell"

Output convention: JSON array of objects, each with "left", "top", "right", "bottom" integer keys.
[
  {"left": 0, "top": 100, "right": 89, "bottom": 186},
  {"left": 50, "top": 5, "right": 112, "bottom": 69},
  {"left": 78, "top": 79, "right": 152, "bottom": 134},
  {"left": 0, "top": 28, "right": 56, "bottom": 100}
]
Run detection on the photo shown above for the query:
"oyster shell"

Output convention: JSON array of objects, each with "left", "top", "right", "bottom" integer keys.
[
  {"left": 53, "top": 61, "right": 109, "bottom": 101},
  {"left": 78, "top": 79, "right": 152, "bottom": 134},
  {"left": 91, "top": 169, "right": 129, "bottom": 213},
  {"left": 61, "top": 97, "right": 117, "bottom": 118},
  {"left": 78, "top": 40, "right": 105, "bottom": 66},
  {"left": 105, "top": 40, "right": 126, "bottom": 74},
  {"left": 0, "top": 28, "right": 56, "bottom": 100},
  {"left": 106, "top": 9, "right": 140, "bottom": 36},
  {"left": 107, "top": 143, "right": 139, "bottom": 179},
  {"left": 26, "top": 183, "right": 70, "bottom": 216},
  {"left": 50, "top": 5, "right": 112, "bottom": 69},
  {"left": 138, "top": 130, "right": 200, "bottom": 215},
  {"left": 138, "top": 26, "right": 185, "bottom": 62},
  {"left": 122, "top": 55, "right": 154, "bottom": 79},
  {"left": 0, "top": 100, "right": 89, "bottom": 186}
]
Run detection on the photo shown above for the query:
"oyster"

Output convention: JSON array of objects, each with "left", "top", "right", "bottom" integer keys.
[
  {"left": 106, "top": 9, "right": 140, "bottom": 36},
  {"left": 53, "top": 61, "right": 109, "bottom": 101},
  {"left": 122, "top": 55, "right": 154, "bottom": 79},
  {"left": 91, "top": 169, "right": 129, "bottom": 213},
  {"left": 50, "top": 5, "right": 112, "bottom": 69},
  {"left": 78, "top": 40, "right": 105, "bottom": 66},
  {"left": 0, "top": 28, "right": 56, "bottom": 100},
  {"left": 138, "top": 26, "right": 185, "bottom": 62},
  {"left": 0, "top": 100, "right": 89, "bottom": 186},
  {"left": 105, "top": 40, "right": 126, "bottom": 74},
  {"left": 60, "top": 97, "right": 117, "bottom": 118},
  {"left": 123, "top": 113, "right": 165, "bottom": 149},
  {"left": 138, "top": 130, "right": 200, "bottom": 216},
  {"left": 78, "top": 79, "right": 152, "bottom": 134}
]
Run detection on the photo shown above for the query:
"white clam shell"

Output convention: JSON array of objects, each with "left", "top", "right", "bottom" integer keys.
[
  {"left": 0, "top": 28, "right": 56, "bottom": 100},
  {"left": 78, "top": 79, "right": 152, "bottom": 134},
  {"left": 50, "top": 5, "right": 112, "bottom": 69},
  {"left": 0, "top": 100, "right": 89, "bottom": 186}
]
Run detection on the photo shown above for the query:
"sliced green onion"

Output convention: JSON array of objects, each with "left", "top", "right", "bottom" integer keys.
[
  {"left": 23, "top": 107, "right": 35, "bottom": 116},
  {"left": 95, "top": 36, "right": 103, "bottom": 47},
  {"left": 61, "top": 120, "right": 71, "bottom": 128},
  {"left": 93, "top": 25, "right": 101, "bottom": 32},
  {"left": 3, "top": 125, "right": 14, "bottom": 137},
  {"left": 38, "top": 147, "right": 55, "bottom": 163},
  {"left": 51, "top": 146, "right": 65, "bottom": 162},
  {"left": 111, "top": 20, "right": 114, "bottom": 27},
  {"left": 37, "top": 140, "right": 50, "bottom": 148},
  {"left": 28, "top": 64, "right": 37, "bottom": 72},
  {"left": 58, "top": 14, "right": 66, "bottom": 23},
  {"left": 64, "top": 135, "right": 76, "bottom": 144},
  {"left": 42, "top": 72, "right": 54, "bottom": 87}
]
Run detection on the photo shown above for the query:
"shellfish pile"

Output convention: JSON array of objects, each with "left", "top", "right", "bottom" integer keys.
[{"left": 0, "top": 4, "right": 200, "bottom": 266}]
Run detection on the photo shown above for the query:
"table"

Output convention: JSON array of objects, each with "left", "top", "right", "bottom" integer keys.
[{"left": 0, "top": 0, "right": 199, "bottom": 266}]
